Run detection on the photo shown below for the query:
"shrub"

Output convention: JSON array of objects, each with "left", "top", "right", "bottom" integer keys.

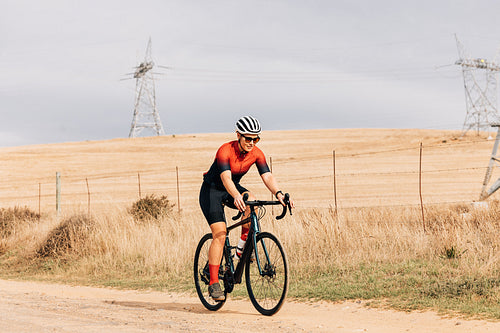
[
  {"left": 37, "top": 214, "right": 95, "bottom": 258},
  {"left": 0, "top": 206, "right": 40, "bottom": 237},
  {"left": 129, "top": 194, "right": 174, "bottom": 222},
  {"left": 440, "top": 244, "right": 468, "bottom": 259}
]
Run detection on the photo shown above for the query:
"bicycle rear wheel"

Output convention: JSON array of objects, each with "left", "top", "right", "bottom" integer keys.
[
  {"left": 245, "top": 232, "right": 288, "bottom": 316},
  {"left": 193, "top": 233, "right": 227, "bottom": 311}
]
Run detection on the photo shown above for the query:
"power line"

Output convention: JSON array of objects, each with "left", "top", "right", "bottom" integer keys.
[{"left": 162, "top": 65, "right": 457, "bottom": 83}]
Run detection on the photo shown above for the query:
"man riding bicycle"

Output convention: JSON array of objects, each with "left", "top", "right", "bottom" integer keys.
[{"left": 199, "top": 116, "right": 294, "bottom": 301}]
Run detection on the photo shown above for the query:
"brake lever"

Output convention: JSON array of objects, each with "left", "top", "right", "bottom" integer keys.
[
  {"left": 276, "top": 193, "right": 290, "bottom": 220},
  {"left": 231, "top": 193, "right": 249, "bottom": 220}
]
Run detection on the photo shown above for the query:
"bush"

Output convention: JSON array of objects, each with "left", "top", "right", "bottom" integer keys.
[
  {"left": 0, "top": 206, "right": 40, "bottom": 237},
  {"left": 129, "top": 194, "right": 174, "bottom": 221},
  {"left": 37, "top": 214, "right": 95, "bottom": 258}
]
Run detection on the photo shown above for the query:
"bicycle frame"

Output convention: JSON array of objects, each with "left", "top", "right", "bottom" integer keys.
[{"left": 223, "top": 204, "right": 275, "bottom": 285}]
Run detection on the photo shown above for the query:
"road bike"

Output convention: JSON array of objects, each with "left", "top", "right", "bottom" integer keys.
[{"left": 194, "top": 193, "right": 292, "bottom": 316}]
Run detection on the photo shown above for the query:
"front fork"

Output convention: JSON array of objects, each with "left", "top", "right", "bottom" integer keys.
[{"left": 232, "top": 210, "right": 272, "bottom": 284}]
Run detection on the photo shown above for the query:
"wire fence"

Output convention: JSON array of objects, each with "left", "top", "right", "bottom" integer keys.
[{"left": 0, "top": 138, "right": 495, "bottom": 218}]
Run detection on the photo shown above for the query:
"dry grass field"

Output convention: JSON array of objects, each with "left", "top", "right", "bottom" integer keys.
[{"left": 2, "top": 128, "right": 500, "bottom": 318}]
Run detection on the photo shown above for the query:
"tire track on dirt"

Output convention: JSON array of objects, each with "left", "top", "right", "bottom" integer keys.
[{"left": 1, "top": 279, "right": 499, "bottom": 332}]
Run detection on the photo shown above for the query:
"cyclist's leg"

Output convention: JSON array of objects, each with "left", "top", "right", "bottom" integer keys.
[
  {"left": 207, "top": 222, "right": 226, "bottom": 300},
  {"left": 208, "top": 221, "right": 226, "bottom": 284},
  {"left": 221, "top": 184, "right": 254, "bottom": 251},
  {"left": 237, "top": 190, "right": 256, "bottom": 257},
  {"left": 199, "top": 182, "right": 228, "bottom": 300}
]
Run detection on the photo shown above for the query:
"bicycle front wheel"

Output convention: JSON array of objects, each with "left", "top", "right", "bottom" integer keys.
[
  {"left": 245, "top": 232, "right": 288, "bottom": 316},
  {"left": 193, "top": 233, "right": 226, "bottom": 311}
]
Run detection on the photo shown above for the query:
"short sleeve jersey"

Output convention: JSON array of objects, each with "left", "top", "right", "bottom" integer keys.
[{"left": 203, "top": 140, "right": 270, "bottom": 189}]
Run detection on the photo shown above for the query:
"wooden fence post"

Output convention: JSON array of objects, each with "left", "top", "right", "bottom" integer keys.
[
  {"left": 419, "top": 143, "right": 426, "bottom": 232},
  {"left": 137, "top": 172, "right": 142, "bottom": 199},
  {"left": 333, "top": 150, "right": 338, "bottom": 216},
  {"left": 38, "top": 183, "right": 41, "bottom": 220},
  {"left": 86, "top": 178, "right": 90, "bottom": 217},
  {"left": 56, "top": 172, "right": 61, "bottom": 216},
  {"left": 176, "top": 166, "right": 181, "bottom": 212}
]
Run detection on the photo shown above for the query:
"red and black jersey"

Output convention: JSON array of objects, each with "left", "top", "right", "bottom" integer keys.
[{"left": 203, "top": 140, "right": 270, "bottom": 189}]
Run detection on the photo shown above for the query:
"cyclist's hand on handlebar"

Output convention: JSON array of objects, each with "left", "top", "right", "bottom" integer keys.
[
  {"left": 277, "top": 192, "right": 295, "bottom": 209},
  {"left": 276, "top": 192, "right": 286, "bottom": 206},
  {"left": 234, "top": 194, "right": 246, "bottom": 212}
]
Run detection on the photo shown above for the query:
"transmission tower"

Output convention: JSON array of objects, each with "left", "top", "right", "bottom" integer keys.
[
  {"left": 128, "top": 38, "right": 165, "bottom": 138},
  {"left": 479, "top": 125, "right": 500, "bottom": 200},
  {"left": 455, "top": 35, "right": 500, "bottom": 136}
]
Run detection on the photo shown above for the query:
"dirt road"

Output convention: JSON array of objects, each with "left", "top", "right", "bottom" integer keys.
[{"left": 0, "top": 279, "right": 498, "bottom": 332}]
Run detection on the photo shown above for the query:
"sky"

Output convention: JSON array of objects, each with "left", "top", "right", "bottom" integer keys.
[{"left": 1, "top": 0, "right": 500, "bottom": 147}]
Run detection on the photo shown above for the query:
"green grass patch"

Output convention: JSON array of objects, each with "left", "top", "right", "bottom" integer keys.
[{"left": 288, "top": 260, "right": 500, "bottom": 319}]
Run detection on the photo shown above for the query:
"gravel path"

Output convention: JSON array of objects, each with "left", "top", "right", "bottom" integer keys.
[{"left": 1, "top": 279, "right": 499, "bottom": 332}]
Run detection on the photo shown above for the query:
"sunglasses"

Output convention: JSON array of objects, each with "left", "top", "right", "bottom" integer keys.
[{"left": 240, "top": 133, "right": 260, "bottom": 144}]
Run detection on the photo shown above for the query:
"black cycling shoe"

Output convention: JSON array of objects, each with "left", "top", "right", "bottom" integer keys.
[{"left": 208, "top": 282, "right": 225, "bottom": 301}]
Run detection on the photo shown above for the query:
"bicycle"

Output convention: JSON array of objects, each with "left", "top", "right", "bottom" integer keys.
[{"left": 194, "top": 193, "right": 292, "bottom": 316}]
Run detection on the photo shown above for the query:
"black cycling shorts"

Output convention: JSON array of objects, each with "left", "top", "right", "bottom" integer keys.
[{"left": 199, "top": 181, "right": 248, "bottom": 225}]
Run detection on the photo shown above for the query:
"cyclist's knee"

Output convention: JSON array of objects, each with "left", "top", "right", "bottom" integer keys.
[
  {"left": 213, "top": 230, "right": 226, "bottom": 240},
  {"left": 210, "top": 221, "right": 227, "bottom": 243}
]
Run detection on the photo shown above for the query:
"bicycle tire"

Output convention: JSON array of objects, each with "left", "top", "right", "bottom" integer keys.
[
  {"left": 193, "top": 233, "right": 227, "bottom": 311},
  {"left": 245, "top": 232, "right": 288, "bottom": 316}
]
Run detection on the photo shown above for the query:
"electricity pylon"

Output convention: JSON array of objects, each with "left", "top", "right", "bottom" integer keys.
[
  {"left": 455, "top": 34, "right": 500, "bottom": 136},
  {"left": 480, "top": 124, "right": 500, "bottom": 200},
  {"left": 128, "top": 38, "right": 165, "bottom": 138}
]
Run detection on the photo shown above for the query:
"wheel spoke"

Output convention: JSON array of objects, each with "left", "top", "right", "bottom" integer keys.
[
  {"left": 194, "top": 234, "right": 226, "bottom": 311},
  {"left": 245, "top": 232, "right": 288, "bottom": 315}
]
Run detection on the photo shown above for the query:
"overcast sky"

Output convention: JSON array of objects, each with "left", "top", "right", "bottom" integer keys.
[{"left": 1, "top": 0, "right": 500, "bottom": 147}]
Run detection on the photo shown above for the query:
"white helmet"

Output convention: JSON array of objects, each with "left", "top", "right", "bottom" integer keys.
[{"left": 235, "top": 116, "right": 261, "bottom": 135}]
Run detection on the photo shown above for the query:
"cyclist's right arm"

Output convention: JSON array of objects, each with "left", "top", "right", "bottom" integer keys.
[{"left": 220, "top": 170, "right": 245, "bottom": 212}]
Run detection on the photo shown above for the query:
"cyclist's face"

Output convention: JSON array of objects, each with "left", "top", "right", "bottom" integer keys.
[{"left": 237, "top": 133, "right": 259, "bottom": 152}]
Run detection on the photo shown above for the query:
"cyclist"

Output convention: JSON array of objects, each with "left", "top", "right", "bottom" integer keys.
[{"left": 199, "top": 116, "right": 294, "bottom": 301}]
